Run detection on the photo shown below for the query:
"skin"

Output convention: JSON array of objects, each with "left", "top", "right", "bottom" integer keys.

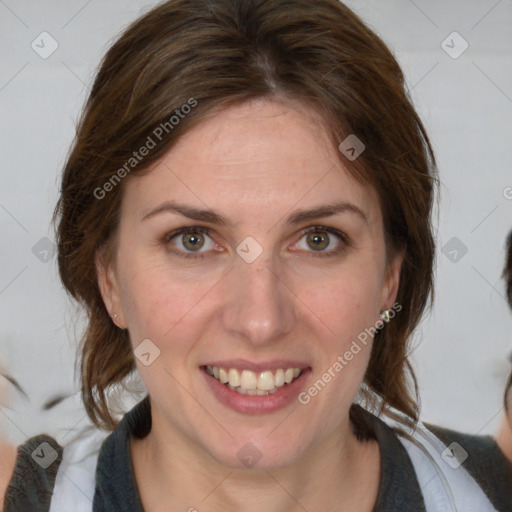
[
  {"left": 97, "top": 98, "right": 403, "bottom": 511},
  {"left": 0, "top": 375, "right": 17, "bottom": 508},
  {"left": 0, "top": 440, "right": 16, "bottom": 509},
  {"left": 496, "top": 391, "right": 512, "bottom": 463}
]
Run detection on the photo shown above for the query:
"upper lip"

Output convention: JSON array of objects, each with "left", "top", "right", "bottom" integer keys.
[{"left": 201, "top": 359, "right": 311, "bottom": 373}]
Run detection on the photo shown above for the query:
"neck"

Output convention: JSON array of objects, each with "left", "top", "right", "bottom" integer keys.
[{"left": 131, "top": 411, "right": 380, "bottom": 512}]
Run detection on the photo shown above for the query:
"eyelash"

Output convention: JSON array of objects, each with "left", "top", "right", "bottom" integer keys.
[
  {"left": 162, "top": 225, "right": 350, "bottom": 260},
  {"left": 162, "top": 227, "right": 214, "bottom": 260}
]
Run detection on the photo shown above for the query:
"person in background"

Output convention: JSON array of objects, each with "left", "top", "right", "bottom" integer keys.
[
  {"left": 0, "top": 1, "right": 511, "bottom": 511},
  {"left": 497, "top": 230, "right": 512, "bottom": 462},
  {"left": 0, "top": 361, "right": 25, "bottom": 504}
]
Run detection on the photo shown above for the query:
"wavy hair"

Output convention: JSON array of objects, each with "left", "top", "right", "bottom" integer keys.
[{"left": 54, "top": 0, "right": 437, "bottom": 430}]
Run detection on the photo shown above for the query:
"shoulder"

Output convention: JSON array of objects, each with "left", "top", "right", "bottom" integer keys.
[
  {"left": 1, "top": 434, "right": 63, "bottom": 512},
  {"left": 427, "top": 422, "right": 512, "bottom": 476},
  {"left": 364, "top": 407, "right": 512, "bottom": 512},
  {"left": 50, "top": 427, "right": 108, "bottom": 511},
  {"left": 0, "top": 440, "right": 17, "bottom": 509},
  {"left": 496, "top": 414, "right": 512, "bottom": 464},
  {"left": 425, "top": 422, "right": 512, "bottom": 510},
  {"left": 1, "top": 428, "right": 110, "bottom": 512}
]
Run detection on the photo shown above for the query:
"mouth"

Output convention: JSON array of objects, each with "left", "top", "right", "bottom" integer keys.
[
  {"left": 203, "top": 365, "right": 304, "bottom": 395},
  {"left": 200, "top": 361, "right": 311, "bottom": 414}
]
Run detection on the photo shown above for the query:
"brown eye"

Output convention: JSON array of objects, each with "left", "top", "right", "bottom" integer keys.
[
  {"left": 166, "top": 227, "right": 216, "bottom": 257},
  {"left": 293, "top": 226, "right": 348, "bottom": 256},
  {"left": 306, "top": 231, "right": 330, "bottom": 251},
  {"left": 182, "top": 232, "right": 205, "bottom": 251}
]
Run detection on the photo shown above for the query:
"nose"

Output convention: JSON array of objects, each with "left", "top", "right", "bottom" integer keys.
[{"left": 220, "top": 257, "right": 296, "bottom": 347}]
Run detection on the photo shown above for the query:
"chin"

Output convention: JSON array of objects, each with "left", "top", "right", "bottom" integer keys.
[{"left": 201, "top": 427, "right": 313, "bottom": 471}]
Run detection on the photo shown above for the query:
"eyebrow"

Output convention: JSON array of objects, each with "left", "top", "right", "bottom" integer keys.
[{"left": 140, "top": 200, "right": 368, "bottom": 226}]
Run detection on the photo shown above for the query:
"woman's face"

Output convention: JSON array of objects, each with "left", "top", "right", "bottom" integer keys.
[{"left": 98, "top": 99, "right": 402, "bottom": 469}]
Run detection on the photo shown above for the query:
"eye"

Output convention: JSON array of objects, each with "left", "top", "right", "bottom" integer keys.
[
  {"left": 165, "top": 227, "right": 217, "bottom": 257},
  {"left": 293, "top": 226, "right": 348, "bottom": 256}
]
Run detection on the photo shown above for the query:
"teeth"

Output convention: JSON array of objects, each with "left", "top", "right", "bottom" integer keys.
[
  {"left": 219, "top": 367, "right": 229, "bottom": 384},
  {"left": 240, "top": 370, "right": 257, "bottom": 390},
  {"left": 257, "top": 370, "right": 274, "bottom": 391},
  {"left": 274, "top": 368, "right": 285, "bottom": 387},
  {"left": 228, "top": 368, "right": 240, "bottom": 387},
  {"left": 206, "top": 365, "right": 304, "bottom": 394}
]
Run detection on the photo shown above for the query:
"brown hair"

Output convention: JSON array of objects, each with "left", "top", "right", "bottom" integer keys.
[
  {"left": 503, "top": 230, "right": 512, "bottom": 411},
  {"left": 504, "top": 231, "right": 512, "bottom": 309},
  {"left": 54, "top": 0, "right": 437, "bottom": 430}
]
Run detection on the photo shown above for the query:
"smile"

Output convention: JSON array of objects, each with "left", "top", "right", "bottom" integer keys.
[
  {"left": 201, "top": 362, "right": 311, "bottom": 414},
  {"left": 205, "top": 365, "right": 303, "bottom": 395}
]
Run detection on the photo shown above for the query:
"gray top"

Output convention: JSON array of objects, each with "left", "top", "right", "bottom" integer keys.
[{"left": 4, "top": 398, "right": 512, "bottom": 511}]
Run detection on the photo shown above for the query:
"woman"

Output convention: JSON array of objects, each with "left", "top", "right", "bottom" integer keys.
[
  {"left": 0, "top": 363, "right": 20, "bottom": 509},
  {"left": 497, "top": 230, "right": 512, "bottom": 463},
  {"left": 1, "top": 0, "right": 510, "bottom": 510}
]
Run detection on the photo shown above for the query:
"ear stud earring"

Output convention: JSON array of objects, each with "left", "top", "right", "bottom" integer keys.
[{"left": 380, "top": 309, "right": 391, "bottom": 324}]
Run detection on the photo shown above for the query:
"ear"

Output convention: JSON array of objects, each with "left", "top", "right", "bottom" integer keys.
[
  {"left": 380, "top": 249, "right": 404, "bottom": 311},
  {"left": 95, "top": 246, "right": 126, "bottom": 329}
]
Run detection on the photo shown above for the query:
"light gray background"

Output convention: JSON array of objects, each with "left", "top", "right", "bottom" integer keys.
[{"left": 1, "top": 0, "right": 511, "bottom": 445}]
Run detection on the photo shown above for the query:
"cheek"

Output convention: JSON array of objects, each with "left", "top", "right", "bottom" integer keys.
[
  {"left": 294, "top": 263, "right": 383, "bottom": 403},
  {"left": 300, "top": 266, "right": 383, "bottom": 339},
  {"left": 116, "top": 253, "right": 217, "bottom": 345}
]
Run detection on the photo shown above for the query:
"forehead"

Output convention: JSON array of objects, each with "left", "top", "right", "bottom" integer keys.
[{"left": 122, "top": 99, "right": 380, "bottom": 227}]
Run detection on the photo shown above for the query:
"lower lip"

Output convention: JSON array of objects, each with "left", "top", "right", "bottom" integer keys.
[{"left": 201, "top": 367, "right": 311, "bottom": 414}]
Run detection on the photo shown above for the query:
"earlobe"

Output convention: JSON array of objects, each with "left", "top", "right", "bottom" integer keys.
[
  {"left": 95, "top": 248, "right": 126, "bottom": 329},
  {"left": 382, "top": 250, "right": 404, "bottom": 310}
]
